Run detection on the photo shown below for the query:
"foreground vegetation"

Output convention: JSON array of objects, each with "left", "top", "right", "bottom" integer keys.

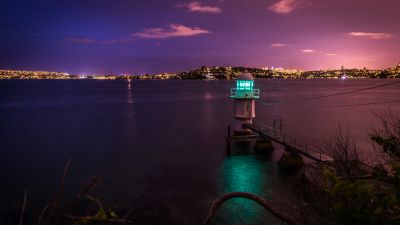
[{"left": 290, "top": 112, "right": 400, "bottom": 225}]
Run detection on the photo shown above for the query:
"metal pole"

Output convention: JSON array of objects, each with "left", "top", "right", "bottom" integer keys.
[{"left": 226, "top": 125, "right": 231, "bottom": 155}]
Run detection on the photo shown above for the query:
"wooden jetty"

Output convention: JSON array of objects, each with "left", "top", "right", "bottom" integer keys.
[{"left": 244, "top": 123, "right": 333, "bottom": 163}]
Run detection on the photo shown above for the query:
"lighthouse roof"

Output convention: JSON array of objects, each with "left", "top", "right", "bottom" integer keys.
[{"left": 238, "top": 71, "right": 254, "bottom": 80}]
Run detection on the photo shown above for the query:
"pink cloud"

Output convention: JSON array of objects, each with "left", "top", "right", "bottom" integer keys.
[
  {"left": 301, "top": 49, "right": 315, "bottom": 53},
  {"left": 133, "top": 24, "right": 210, "bottom": 39},
  {"left": 270, "top": 43, "right": 288, "bottom": 47},
  {"left": 177, "top": 2, "right": 221, "bottom": 14},
  {"left": 66, "top": 24, "right": 210, "bottom": 44},
  {"left": 269, "top": 0, "right": 302, "bottom": 14},
  {"left": 325, "top": 53, "right": 336, "bottom": 56},
  {"left": 347, "top": 32, "right": 392, "bottom": 39}
]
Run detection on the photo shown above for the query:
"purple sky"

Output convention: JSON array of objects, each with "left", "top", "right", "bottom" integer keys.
[{"left": 0, "top": 0, "right": 399, "bottom": 74}]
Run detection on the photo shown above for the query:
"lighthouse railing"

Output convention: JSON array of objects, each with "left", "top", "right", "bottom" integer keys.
[{"left": 230, "top": 88, "right": 260, "bottom": 99}]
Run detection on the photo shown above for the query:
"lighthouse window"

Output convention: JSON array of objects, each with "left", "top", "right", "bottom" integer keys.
[{"left": 236, "top": 80, "right": 254, "bottom": 90}]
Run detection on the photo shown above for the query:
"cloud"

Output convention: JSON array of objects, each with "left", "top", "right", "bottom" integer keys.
[
  {"left": 133, "top": 24, "right": 210, "bottom": 39},
  {"left": 269, "top": 0, "right": 302, "bottom": 14},
  {"left": 66, "top": 24, "right": 210, "bottom": 44},
  {"left": 325, "top": 53, "right": 336, "bottom": 56},
  {"left": 0, "top": 28, "right": 49, "bottom": 38},
  {"left": 65, "top": 37, "right": 132, "bottom": 45},
  {"left": 177, "top": 2, "right": 221, "bottom": 14},
  {"left": 301, "top": 49, "right": 315, "bottom": 53},
  {"left": 65, "top": 37, "right": 103, "bottom": 44},
  {"left": 270, "top": 43, "right": 288, "bottom": 47},
  {"left": 347, "top": 32, "right": 392, "bottom": 39}
]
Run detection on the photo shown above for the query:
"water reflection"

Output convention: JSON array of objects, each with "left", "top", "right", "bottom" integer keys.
[
  {"left": 204, "top": 92, "right": 213, "bottom": 100},
  {"left": 127, "top": 79, "right": 132, "bottom": 101},
  {"left": 125, "top": 79, "right": 136, "bottom": 137},
  {"left": 202, "top": 92, "right": 215, "bottom": 130},
  {"left": 214, "top": 156, "right": 279, "bottom": 225},
  {"left": 219, "top": 155, "right": 270, "bottom": 195}
]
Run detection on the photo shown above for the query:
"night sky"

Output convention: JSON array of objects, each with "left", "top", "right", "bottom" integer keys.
[{"left": 1, "top": 0, "right": 399, "bottom": 74}]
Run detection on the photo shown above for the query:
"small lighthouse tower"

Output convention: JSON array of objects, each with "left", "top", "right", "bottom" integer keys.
[{"left": 230, "top": 71, "right": 260, "bottom": 135}]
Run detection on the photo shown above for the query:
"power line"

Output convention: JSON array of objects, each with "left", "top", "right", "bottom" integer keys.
[
  {"left": 316, "top": 99, "right": 400, "bottom": 108},
  {"left": 300, "top": 79, "right": 400, "bottom": 101},
  {"left": 261, "top": 99, "right": 400, "bottom": 108},
  {"left": 259, "top": 79, "right": 400, "bottom": 105}
]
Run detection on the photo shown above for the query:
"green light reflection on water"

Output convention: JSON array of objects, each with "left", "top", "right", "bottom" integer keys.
[
  {"left": 214, "top": 155, "right": 280, "bottom": 225},
  {"left": 220, "top": 155, "right": 269, "bottom": 195}
]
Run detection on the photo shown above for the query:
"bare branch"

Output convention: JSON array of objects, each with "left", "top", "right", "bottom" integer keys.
[
  {"left": 37, "top": 203, "right": 49, "bottom": 225},
  {"left": 322, "top": 127, "right": 364, "bottom": 180},
  {"left": 19, "top": 189, "right": 27, "bottom": 225},
  {"left": 42, "top": 157, "right": 71, "bottom": 225},
  {"left": 64, "top": 214, "right": 132, "bottom": 224},
  {"left": 202, "top": 192, "right": 298, "bottom": 225},
  {"left": 66, "top": 176, "right": 100, "bottom": 212}
]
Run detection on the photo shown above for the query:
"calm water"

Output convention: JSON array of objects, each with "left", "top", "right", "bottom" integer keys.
[{"left": 0, "top": 79, "right": 399, "bottom": 224}]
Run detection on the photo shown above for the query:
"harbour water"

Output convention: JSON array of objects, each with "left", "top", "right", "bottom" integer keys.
[{"left": 0, "top": 79, "right": 399, "bottom": 224}]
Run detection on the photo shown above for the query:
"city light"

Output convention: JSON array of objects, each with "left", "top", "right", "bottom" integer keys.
[{"left": 1, "top": 64, "right": 399, "bottom": 80}]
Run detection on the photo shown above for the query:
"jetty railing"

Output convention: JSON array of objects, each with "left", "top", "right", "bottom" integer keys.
[{"left": 247, "top": 122, "right": 332, "bottom": 163}]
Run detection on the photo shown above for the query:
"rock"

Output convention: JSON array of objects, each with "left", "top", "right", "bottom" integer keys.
[
  {"left": 253, "top": 139, "right": 274, "bottom": 154},
  {"left": 278, "top": 151, "right": 304, "bottom": 170}
]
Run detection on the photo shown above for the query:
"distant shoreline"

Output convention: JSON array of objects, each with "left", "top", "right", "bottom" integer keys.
[
  {"left": 1, "top": 64, "right": 399, "bottom": 80},
  {"left": 1, "top": 77, "right": 399, "bottom": 80}
]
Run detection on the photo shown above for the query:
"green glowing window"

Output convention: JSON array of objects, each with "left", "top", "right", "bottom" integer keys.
[{"left": 236, "top": 80, "right": 253, "bottom": 91}]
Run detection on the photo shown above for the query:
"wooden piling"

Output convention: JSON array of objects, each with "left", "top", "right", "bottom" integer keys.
[{"left": 226, "top": 125, "right": 231, "bottom": 155}]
